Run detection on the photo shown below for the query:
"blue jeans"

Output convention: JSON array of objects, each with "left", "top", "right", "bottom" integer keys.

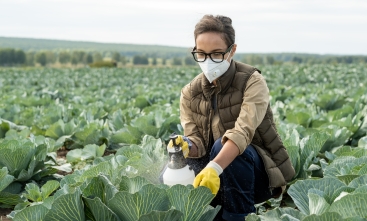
[{"left": 186, "top": 138, "right": 272, "bottom": 221}]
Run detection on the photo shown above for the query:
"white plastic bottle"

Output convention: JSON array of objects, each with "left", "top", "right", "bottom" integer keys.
[{"left": 163, "top": 164, "right": 195, "bottom": 186}]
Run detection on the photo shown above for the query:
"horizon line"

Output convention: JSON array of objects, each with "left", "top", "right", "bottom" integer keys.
[{"left": 1, "top": 36, "right": 366, "bottom": 56}]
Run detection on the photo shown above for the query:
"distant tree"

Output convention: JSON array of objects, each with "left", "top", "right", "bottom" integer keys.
[
  {"left": 162, "top": 58, "right": 166, "bottom": 66},
  {"left": 172, "top": 57, "right": 182, "bottom": 66},
  {"left": 79, "top": 51, "right": 87, "bottom": 64},
  {"left": 292, "top": 56, "right": 303, "bottom": 64},
  {"left": 85, "top": 53, "right": 93, "bottom": 64},
  {"left": 71, "top": 53, "right": 78, "bottom": 65},
  {"left": 0, "top": 50, "right": 7, "bottom": 65},
  {"left": 121, "top": 56, "right": 127, "bottom": 65},
  {"left": 93, "top": 52, "right": 103, "bottom": 62},
  {"left": 252, "top": 55, "right": 263, "bottom": 65},
  {"left": 0, "top": 48, "right": 25, "bottom": 66},
  {"left": 242, "top": 55, "right": 263, "bottom": 65},
  {"left": 70, "top": 51, "right": 86, "bottom": 65},
  {"left": 0, "top": 49, "right": 15, "bottom": 65},
  {"left": 25, "top": 52, "right": 35, "bottom": 66},
  {"left": 112, "top": 52, "right": 121, "bottom": 62},
  {"left": 152, "top": 57, "right": 157, "bottom": 66},
  {"left": 59, "top": 51, "right": 71, "bottom": 64},
  {"left": 241, "top": 55, "right": 249, "bottom": 64},
  {"left": 264, "top": 56, "right": 275, "bottom": 65},
  {"left": 0, "top": 49, "right": 9, "bottom": 65},
  {"left": 358, "top": 56, "right": 367, "bottom": 63},
  {"left": 45, "top": 51, "right": 56, "bottom": 64},
  {"left": 184, "top": 56, "right": 196, "bottom": 66},
  {"left": 306, "top": 57, "right": 317, "bottom": 65},
  {"left": 35, "top": 52, "right": 47, "bottom": 66},
  {"left": 14, "top": 50, "right": 26, "bottom": 64},
  {"left": 133, "top": 55, "right": 149, "bottom": 65}
]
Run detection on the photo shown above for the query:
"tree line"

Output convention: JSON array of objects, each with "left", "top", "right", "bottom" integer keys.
[
  {"left": 240, "top": 54, "right": 367, "bottom": 65},
  {"left": 0, "top": 48, "right": 198, "bottom": 67},
  {"left": 1, "top": 48, "right": 367, "bottom": 67},
  {"left": 0, "top": 48, "right": 26, "bottom": 66}
]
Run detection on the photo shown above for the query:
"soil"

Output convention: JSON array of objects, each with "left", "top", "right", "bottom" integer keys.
[
  {"left": 0, "top": 208, "right": 12, "bottom": 221},
  {"left": 54, "top": 147, "right": 113, "bottom": 176},
  {"left": 56, "top": 146, "right": 114, "bottom": 159},
  {"left": 56, "top": 147, "right": 68, "bottom": 159},
  {"left": 56, "top": 147, "right": 73, "bottom": 176}
]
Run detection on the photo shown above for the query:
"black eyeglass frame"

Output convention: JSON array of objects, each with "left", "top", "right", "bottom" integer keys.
[{"left": 191, "top": 44, "right": 234, "bottom": 63}]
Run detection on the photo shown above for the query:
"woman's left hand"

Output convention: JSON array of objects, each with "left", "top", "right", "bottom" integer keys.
[{"left": 193, "top": 161, "right": 223, "bottom": 195}]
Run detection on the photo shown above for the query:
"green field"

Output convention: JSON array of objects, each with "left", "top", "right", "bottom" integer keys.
[{"left": 1, "top": 64, "right": 367, "bottom": 220}]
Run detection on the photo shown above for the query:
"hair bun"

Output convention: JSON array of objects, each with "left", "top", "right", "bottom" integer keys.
[{"left": 217, "top": 15, "right": 232, "bottom": 25}]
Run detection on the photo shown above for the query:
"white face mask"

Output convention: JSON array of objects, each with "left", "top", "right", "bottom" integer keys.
[{"left": 198, "top": 50, "right": 232, "bottom": 83}]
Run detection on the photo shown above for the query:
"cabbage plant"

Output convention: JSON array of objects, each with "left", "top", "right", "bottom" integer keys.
[
  {"left": 278, "top": 128, "right": 330, "bottom": 180},
  {"left": 0, "top": 137, "right": 61, "bottom": 207},
  {"left": 10, "top": 174, "right": 220, "bottom": 221}
]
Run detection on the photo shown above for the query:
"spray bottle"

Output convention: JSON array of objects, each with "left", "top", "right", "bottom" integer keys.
[{"left": 162, "top": 133, "right": 195, "bottom": 186}]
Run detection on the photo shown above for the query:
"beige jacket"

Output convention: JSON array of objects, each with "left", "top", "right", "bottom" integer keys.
[
  {"left": 180, "top": 61, "right": 268, "bottom": 156},
  {"left": 180, "top": 60, "right": 295, "bottom": 188}
]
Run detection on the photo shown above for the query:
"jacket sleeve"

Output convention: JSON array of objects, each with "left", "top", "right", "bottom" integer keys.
[
  {"left": 222, "top": 71, "right": 270, "bottom": 154},
  {"left": 180, "top": 85, "right": 206, "bottom": 158}
]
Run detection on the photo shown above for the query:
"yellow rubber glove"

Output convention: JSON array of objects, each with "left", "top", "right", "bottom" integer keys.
[
  {"left": 193, "top": 161, "right": 223, "bottom": 195},
  {"left": 167, "top": 135, "right": 192, "bottom": 158}
]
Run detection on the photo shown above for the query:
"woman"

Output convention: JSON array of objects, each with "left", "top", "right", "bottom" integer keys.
[{"left": 168, "top": 14, "right": 295, "bottom": 221}]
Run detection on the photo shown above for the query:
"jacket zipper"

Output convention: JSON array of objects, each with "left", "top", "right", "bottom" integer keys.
[
  {"left": 207, "top": 87, "right": 217, "bottom": 150},
  {"left": 215, "top": 84, "right": 222, "bottom": 126}
]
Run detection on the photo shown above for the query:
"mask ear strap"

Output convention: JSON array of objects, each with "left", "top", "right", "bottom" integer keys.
[{"left": 226, "top": 48, "right": 233, "bottom": 62}]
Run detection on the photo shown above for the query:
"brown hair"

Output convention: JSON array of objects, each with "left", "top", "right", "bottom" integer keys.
[{"left": 194, "top": 15, "right": 235, "bottom": 47}]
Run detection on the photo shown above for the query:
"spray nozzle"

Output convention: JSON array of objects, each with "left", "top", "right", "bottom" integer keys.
[
  {"left": 167, "top": 134, "right": 187, "bottom": 169},
  {"left": 169, "top": 132, "right": 180, "bottom": 152}
]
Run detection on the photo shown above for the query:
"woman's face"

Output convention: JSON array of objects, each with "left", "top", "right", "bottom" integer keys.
[{"left": 195, "top": 32, "right": 236, "bottom": 60}]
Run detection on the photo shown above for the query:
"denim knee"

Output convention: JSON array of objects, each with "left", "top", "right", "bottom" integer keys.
[{"left": 208, "top": 139, "right": 273, "bottom": 219}]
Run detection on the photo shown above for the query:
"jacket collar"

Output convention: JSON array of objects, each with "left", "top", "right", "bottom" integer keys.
[{"left": 202, "top": 60, "right": 236, "bottom": 99}]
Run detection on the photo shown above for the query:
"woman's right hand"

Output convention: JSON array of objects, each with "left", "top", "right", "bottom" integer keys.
[{"left": 188, "top": 143, "right": 198, "bottom": 157}]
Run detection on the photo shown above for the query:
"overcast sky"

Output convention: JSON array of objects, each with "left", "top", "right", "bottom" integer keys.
[{"left": 1, "top": 0, "right": 366, "bottom": 55}]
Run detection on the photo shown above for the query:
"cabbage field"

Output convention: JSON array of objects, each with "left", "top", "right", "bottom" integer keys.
[{"left": 0, "top": 64, "right": 367, "bottom": 221}]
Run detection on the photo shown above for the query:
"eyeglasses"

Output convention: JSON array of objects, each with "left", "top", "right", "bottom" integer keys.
[{"left": 191, "top": 44, "right": 234, "bottom": 63}]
